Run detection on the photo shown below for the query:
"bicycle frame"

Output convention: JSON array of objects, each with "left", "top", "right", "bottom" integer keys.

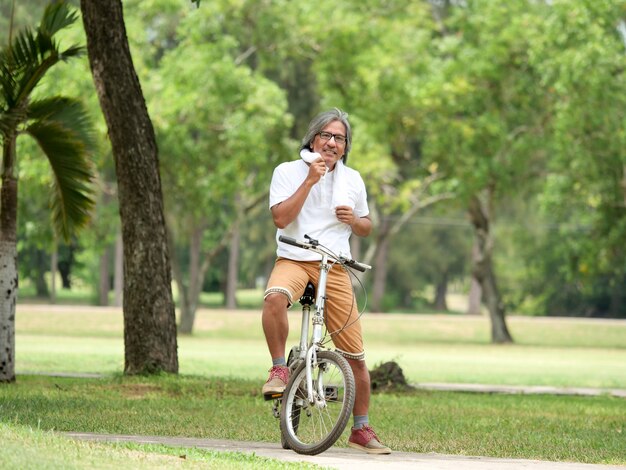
[
  {"left": 274, "top": 235, "right": 370, "bottom": 454},
  {"left": 300, "top": 251, "right": 330, "bottom": 405},
  {"left": 280, "top": 235, "right": 370, "bottom": 407}
]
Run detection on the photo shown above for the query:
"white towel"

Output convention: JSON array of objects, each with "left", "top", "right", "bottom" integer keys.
[
  {"left": 330, "top": 159, "right": 350, "bottom": 210},
  {"left": 300, "top": 149, "right": 350, "bottom": 210},
  {"left": 300, "top": 148, "right": 320, "bottom": 164}
]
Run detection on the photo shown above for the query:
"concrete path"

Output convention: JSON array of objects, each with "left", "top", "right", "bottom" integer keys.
[
  {"left": 412, "top": 383, "right": 626, "bottom": 398},
  {"left": 65, "top": 432, "right": 626, "bottom": 470}
]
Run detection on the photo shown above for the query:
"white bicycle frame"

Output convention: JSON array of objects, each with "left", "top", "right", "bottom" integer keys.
[
  {"left": 299, "top": 251, "right": 331, "bottom": 406},
  {"left": 278, "top": 235, "right": 371, "bottom": 408}
]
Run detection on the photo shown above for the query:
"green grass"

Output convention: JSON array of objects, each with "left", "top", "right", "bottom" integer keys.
[
  {"left": 0, "top": 422, "right": 321, "bottom": 470},
  {"left": 1, "top": 374, "right": 624, "bottom": 466},
  {"left": 18, "top": 284, "right": 265, "bottom": 309},
  {"left": 15, "top": 305, "right": 626, "bottom": 388},
  {"left": 3, "top": 304, "right": 626, "bottom": 467}
]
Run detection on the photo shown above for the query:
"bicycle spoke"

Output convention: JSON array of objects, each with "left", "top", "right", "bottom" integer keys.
[{"left": 281, "top": 351, "right": 354, "bottom": 454}]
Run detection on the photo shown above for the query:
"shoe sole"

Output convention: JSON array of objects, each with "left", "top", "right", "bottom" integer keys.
[
  {"left": 263, "top": 391, "right": 284, "bottom": 401},
  {"left": 348, "top": 441, "right": 392, "bottom": 454},
  {"left": 262, "top": 384, "right": 287, "bottom": 400}
]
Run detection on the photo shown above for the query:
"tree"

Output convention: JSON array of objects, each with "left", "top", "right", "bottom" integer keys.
[
  {"left": 0, "top": 1, "right": 96, "bottom": 382},
  {"left": 151, "top": 42, "right": 292, "bottom": 331},
  {"left": 310, "top": 1, "right": 457, "bottom": 311},
  {"left": 522, "top": 0, "right": 626, "bottom": 317},
  {"left": 80, "top": 0, "right": 178, "bottom": 374},
  {"left": 417, "top": 0, "right": 555, "bottom": 342}
]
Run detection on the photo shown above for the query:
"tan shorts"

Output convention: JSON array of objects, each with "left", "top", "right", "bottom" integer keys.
[{"left": 264, "top": 257, "right": 365, "bottom": 360}]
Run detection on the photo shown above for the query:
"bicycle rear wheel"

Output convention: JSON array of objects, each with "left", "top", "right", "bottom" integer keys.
[{"left": 280, "top": 350, "right": 355, "bottom": 455}]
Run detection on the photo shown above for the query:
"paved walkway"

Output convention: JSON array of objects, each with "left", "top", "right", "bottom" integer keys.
[
  {"left": 65, "top": 432, "right": 626, "bottom": 470},
  {"left": 28, "top": 371, "right": 626, "bottom": 468},
  {"left": 412, "top": 382, "right": 626, "bottom": 398}
]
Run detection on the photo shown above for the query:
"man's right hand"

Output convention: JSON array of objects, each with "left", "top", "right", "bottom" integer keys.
[{"left": 307, "top": 157, "right": 327, "bottom": 184}]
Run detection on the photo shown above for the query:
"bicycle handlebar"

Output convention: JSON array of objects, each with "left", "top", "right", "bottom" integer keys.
[{"left": 278, "top": 235, "right": 372, "bottom": 273}]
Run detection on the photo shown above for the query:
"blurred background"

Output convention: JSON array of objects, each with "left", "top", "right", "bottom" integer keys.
[{"left": 4, "top": 0, "right": 626, "bottom": 325}]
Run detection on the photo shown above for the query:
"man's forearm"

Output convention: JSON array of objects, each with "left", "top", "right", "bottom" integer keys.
[
  {"left": 271, "top": 180, "right": 315, "bottom": 228},
  {"left": 350, "top": 216, "right": 372, "bottom": 237}
]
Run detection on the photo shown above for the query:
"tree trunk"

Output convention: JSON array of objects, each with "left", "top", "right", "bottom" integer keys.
[
  {"left": 57, "top": 245, "right": 73, "bottom": 289},
  {"left": 174, "top": 223, "right": 207, "bottom": 334},
  {"left": 468, "top": 193, "right": 513, "bottom": 343},
  {"left": 466, "top": 276, "right": 482, "bottom": 315},
  {"left": 609, "top": 274, "right": 624, "bottom": 318},
  {"left": 114, "top": 232, "right": 123, "bottom": 307},
  {"left": 50, "top": 244, "right": 57, "bottom": 304},
  {"left": 34, "top": 249, "right": 49, "bottom": 297},
  {"left": 0, "top": 133, "right": 18, "bottom": 382},
  {"left": 370, "top": 216, "right": 391, "bottom": 312},
  {"left": 225, "top": 219, "right": 240, "bottom": 310},
  {"left": 434, "top": 271, "right": 448, "bottom": 311},
  {"left": 98, "top": 245, "right": 110, "bottom": 306},
  {"left": 467, "top": 240, "right": 482, "bottom": 315},
  {"left": 81, "top": 0, "right": 178, "bottom": 374},
  {"left": 169, "top": 228, "right": 192, "bottom": 334}
]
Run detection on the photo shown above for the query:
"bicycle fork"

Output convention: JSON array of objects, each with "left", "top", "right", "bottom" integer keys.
[
  {"left": 272, "top": 255, "right": 331, "bottom": 418},
  {"left": 304, "top": 254, "right": 331, "bottom": 407}
]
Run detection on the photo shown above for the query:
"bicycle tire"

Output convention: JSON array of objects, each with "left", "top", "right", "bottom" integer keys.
[{"left": 280, "top": 350, "right": 355, "bottom": 455}]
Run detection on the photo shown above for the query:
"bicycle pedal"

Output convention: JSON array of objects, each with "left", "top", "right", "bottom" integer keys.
[{"left": 264, "top": 392, "right": 283, "bottom": 401}]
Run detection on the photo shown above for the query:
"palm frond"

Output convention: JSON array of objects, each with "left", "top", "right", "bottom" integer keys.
[
  {"left": 39, "top": 2, "right": 79, "bottom": 38},
  {"left": 3, "top": 30, "right": 42, "bottom": 73},
  {"left": 28, "top": 97, "right": 96, "bottom": 152},
  {"left": 0, "top": 2, "right": 83, "bottom": 106},
  {"left": 0, "top": 63, "right": 19, "bottom": 110},
  {"left": 59, "top": 44, "right": 84, "bottom": 62},
  {"left": 26, "top": 98, "right": 96, "bottom": 241}
]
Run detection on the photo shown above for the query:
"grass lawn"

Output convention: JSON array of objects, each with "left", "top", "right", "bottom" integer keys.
[
  {"left": 0, "top": 422, "right": 319, "bottom": 470},
  {"left": 14, "top": 305, "right": 626, "bottom": 388},
  {"left": 1, "top": 303, "right": 625, "bottom": 468},
  {"left": 1, "top": 374, "right": 624, "bottom": 466}
]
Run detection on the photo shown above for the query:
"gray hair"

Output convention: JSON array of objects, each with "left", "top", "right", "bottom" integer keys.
[{"left": 300, "top": 108, "right": 352, "bottom": 164}]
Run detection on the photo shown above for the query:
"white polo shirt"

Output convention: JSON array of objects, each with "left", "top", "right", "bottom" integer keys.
[{"left": 269, "top": 159, "right": 369, "bottom": 261}]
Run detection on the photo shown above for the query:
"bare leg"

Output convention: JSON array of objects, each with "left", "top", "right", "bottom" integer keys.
[
  {"left": 262, "top": 293, "right": 290, "bottom": 360},
  {"left": 347, "top": 358, "right": 370, "bottom": 417}
]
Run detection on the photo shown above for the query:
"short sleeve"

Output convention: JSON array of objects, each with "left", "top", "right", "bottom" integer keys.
[
  {"left": 269, "top": 163, "right": 295, "bottom": 209},
  {"left": 353, "top": 174, "right": 369, "bottom": 218}
]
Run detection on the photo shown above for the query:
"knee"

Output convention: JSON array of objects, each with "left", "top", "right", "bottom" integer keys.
[
  {"left": 347, "top": 358, "right": 370, "bottom": 378},
  {"left": 263, "top": 293, "right": 289, "bottom": 315}
]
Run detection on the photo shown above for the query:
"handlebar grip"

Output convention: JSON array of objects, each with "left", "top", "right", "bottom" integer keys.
[
  {"left": 278, "top": 235, "right": 303, "bottom": 248},
  {"left": 344, "top": 259, "right": 371, "bottom": 272}
]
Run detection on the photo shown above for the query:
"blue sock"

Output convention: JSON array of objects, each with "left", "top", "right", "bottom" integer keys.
[
  {"left": 272, "top": 357, "right": 286, "bottom": 367},
  {"left": 353, "top": 415, "right": 368, "bottom": 430}
]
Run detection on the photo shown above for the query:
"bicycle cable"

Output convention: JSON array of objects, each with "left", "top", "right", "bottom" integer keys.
[{"left": 312, "top": 242, "right": 370, "bottom": 347}]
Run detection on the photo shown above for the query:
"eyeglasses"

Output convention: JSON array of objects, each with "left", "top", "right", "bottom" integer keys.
[{"left": 318, "top": 131, "right": 347, "bottom": 145}]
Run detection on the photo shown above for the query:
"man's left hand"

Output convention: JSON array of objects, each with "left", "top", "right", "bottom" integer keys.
[{"left": 335, "top": 205, "right": 355, "bottom": 226}]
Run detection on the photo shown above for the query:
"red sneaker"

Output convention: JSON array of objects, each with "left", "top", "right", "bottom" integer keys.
[
  {"left": 348, "top": 425, "right": 391, "bottom": 454},
  {"left": 261, "top": 365, "right": 290, "bottom": 396}
]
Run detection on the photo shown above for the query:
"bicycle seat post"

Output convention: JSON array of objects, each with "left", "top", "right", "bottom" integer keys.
[
  {"left": 298, "top": 284, "right": 315, "bottom": 361},
  {"left": 311, "top": 252, "right": 330, "bottom": 347}
]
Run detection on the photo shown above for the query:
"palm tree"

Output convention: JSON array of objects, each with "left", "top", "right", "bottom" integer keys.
[{"left": 0, "top": 1, "right": 95, "bottom": 382}]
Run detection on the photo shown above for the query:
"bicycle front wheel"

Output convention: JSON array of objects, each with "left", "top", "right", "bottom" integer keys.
[{"left": 280, "top": 350, "right": 355, "bottom": 455}]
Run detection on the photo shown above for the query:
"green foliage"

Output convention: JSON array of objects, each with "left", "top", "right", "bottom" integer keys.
[
  {"left": 519, "top": 0, "right": 626, "bottom": 316},
  {"left": 10, "top": 0, "right": 626, "bottom": 317},
  {"left": 0, "top": 0, "right": 95, "bottom": 242}
]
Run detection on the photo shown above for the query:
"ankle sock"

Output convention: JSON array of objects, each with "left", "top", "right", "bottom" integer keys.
[
  {"left": 353, "top": 415, "right": 368, "bottom": 430},
  {"left": 272, "top": 357, "right": 286, "bottom": 367}
]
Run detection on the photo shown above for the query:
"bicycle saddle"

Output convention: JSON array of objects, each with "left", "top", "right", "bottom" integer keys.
[{"left": 299, "top": 282, "right": 316, "bottom": 306}]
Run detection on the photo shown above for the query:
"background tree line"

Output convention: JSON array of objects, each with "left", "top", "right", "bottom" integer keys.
[{"left": 5, "top": 0, "right": 626, "bottom": 331}]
